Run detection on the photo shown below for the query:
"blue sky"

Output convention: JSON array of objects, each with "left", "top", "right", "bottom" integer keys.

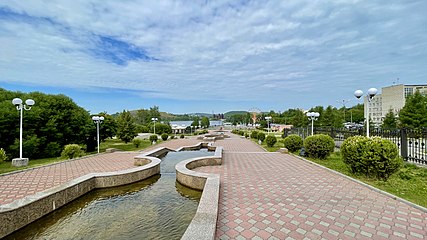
[{"left": 1, "top": 1, "right": 426, "bottom": 114}]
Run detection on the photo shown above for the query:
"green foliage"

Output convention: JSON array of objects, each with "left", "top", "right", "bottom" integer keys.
[
  {"left": 135, "top": 124, "right": 150, "bottom": 133},
  {"left": 161, "top": 133, "right": 168, "bottom": 141},
  {"left": 265, "top": 135, "right": 277, "bottom": 147},
  {"left": 0, "top": 88, "right": 95, "bottom": 159},
  {"left": 283, "top": 134, "right": 303, "bottom": 152},
  {"left": 180, "top": 134, "right": 185, "bottom": 139},
  {"left": 257, "top": 132, "right": 266, "bottom": 142},
  {"left": 191, "top": 117, "right": 200, "bottom": 127},
  {"left": 304, "top": 134, "right": 334, "bottom": 159},
  {"left": 116, "top": 110, "right": 137, "bottom": 143},
  {"left": 44, "top": 142, "right": 62, "bottom": 157},
  {"left": 149, "top": 135, "right": 158, "bottom": 142},
  {"left": 341, "top": 136, "right": 403, "bottom": 180},
  {"left": 61, "top": 144, "right": 84, "bottom": 159},
  {"left": 135, "top": 106, "right": 161, "bottom": 125},
  {"left": 151, "top": 123, "right": 172, "bottom": 134},
  {"left": 382, "top": 109, "right": 397, "bottom": 128},
  {"left": 132, "top": 138, "right": 143, "bottom": 148},
  {"left": 399, "top": 91, "right": 427, "bottom": 128},
  {"left": 200, "top": 116, "right": 210, "bottom": 128},
  {"left": 0, "top": 148, "right": 7, "bottom": 162},
  {"left": 244, "top": 133, "right": 249, "bottom": 138},
  {"left": 250, "top": 131, "right": 259, "bottom": 139}
]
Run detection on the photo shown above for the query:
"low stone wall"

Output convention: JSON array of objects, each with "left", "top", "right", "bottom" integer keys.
[
  {"left": 177, "top": 146, "right": 223, "bottom": 240},
  {"left": 0, "top": 155, "right": 160, "bottom": 238}
]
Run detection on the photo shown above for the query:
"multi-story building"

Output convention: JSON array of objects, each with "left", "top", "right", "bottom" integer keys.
[{"left": 364, "top": 84, "right": 427, "bottom": 125}]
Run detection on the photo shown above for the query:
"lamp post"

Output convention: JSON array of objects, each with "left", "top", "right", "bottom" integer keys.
[
  {"left": 306, "top": 112, "right": 320, "bottom": 136},
  {"left": 265, "top": 116, "right": 272, "bottom": 135},
  {"left": 92, "top": 116, "right": 104, "bottom": 153},
  {"left": 11, "top": 98, "right": 35, "bottom": 167},
  {"left": 354, "top": 88, "right": 377, "bottom": 138},
  {"left": 337, "top": 99, "right": 351, "bottom": 123},
  {"left": 151, "top": 117, "right": 158, "bottom": 135}
]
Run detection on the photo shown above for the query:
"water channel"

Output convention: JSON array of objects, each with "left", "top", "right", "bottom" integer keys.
[{"left": 5, "top": 150, "right": 213, "bottom": 240}]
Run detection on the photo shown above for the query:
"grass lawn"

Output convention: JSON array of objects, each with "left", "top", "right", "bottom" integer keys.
[
  {"left": 249, "top": 137, "right": 282, "bottom": 152},
  {"left": 307, "top": 152, "right": 427, "bottom": 208},
  {"left": 0, "top": 138, "right": 156, "bottom": 175}
]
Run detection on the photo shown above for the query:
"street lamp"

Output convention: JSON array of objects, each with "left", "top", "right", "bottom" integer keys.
[
  {"left": 151, "top": 117, "right": 158, "bottom": 135},
  {"left": 306, "top": 112, "right": 320, "bottom": 136},
  {"left": 92, "top": 116, "right": 104, "bottom": 153},
  {"left": 11, "top": 97, "right": 35, "bottom": 166},
  {"left": 265, "top": 116, "right": 272, "bottom": 134},
  {"left": 354, "top": 88, "right": 377, "bottom": 138}
]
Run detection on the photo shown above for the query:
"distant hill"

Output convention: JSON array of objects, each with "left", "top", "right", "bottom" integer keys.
[{"left": 224, "top": 111, "right": 248, "bottom": 117}]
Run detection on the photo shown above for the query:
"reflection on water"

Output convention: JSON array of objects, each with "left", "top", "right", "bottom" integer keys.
[{"left": 6, "top": 150, "right": 213, "bottom": 240}]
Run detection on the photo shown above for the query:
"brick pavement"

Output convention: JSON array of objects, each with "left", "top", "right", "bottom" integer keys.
[
  {"left": 197, "top": 134, "right": 427, "bottom": 240},
  {"left": 0, "top": 152, "right": 139, "bottom": 205}
]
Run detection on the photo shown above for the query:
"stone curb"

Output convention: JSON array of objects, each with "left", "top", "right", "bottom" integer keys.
[
  {"left": 0, "top": 154, "right": 160, "bottom": 238},
  {"left": 292, "top": 154, "right": 427, "bottom": 213}
]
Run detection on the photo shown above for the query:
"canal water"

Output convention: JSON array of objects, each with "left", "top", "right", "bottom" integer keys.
[{"left": 5, "top": 150, "right": 213, "bottom": 240}]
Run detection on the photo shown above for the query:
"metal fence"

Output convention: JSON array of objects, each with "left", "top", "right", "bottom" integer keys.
[{"left": 284, "top": 127, "right": 427, "bottom": 166}]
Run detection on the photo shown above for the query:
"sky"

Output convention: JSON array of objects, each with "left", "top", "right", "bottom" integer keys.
[{"left": 1, "top": 0, "right": 427, "bottom": 115}]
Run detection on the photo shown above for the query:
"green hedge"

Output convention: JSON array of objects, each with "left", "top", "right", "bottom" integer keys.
[
  {"left": 250, "top": 131, "right": 259, "bottom": 139},
  {"left": 283, "top": 135, "right": 303, "bottom": 152},
  {"left": 341, "top": 136, "right": 402, "bottom": 180},
  {"left": 161, "top": 133, "right": 169, "bottom": 141},
  {"left": 257, "top": 132, "right": 266, "bottom": 142},
  {"left": 265, "top": 135, "right": 277, "bottom": 147},
  {"left": 149, "top": 135, "right": 158, "bottom": 142},
  {"left": 304, "top": 134, "right": 334, "bottom": 159},
  {"left": 132, "top": 138, "right": 143, "bottom": 148},
  {"left": 61, "top": 144, "right": 84, "bottom": 159}
]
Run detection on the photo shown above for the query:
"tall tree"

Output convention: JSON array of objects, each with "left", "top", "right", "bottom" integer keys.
[
  {"left": 191, "top": 116, "right": 200, "bottom": 127},
  {"left": 399, "top": 91, "right": 427, "bottom": 128},
  {"left": 116, "top": 110, "right": 137, "bottom": 143},
  {"left": 382, "top": 109, "right": 397, "bottom": 128},
  {"left": 200, "top": 116, "right": 210, "bottom": 128}
]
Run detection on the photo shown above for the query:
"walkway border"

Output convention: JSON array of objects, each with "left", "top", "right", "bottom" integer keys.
[
  {"left": 293, "top": 154, "right": 427, "bottom": 213},
  {"left": 0, "top": 153, "right": 161, "bottom": 238}
]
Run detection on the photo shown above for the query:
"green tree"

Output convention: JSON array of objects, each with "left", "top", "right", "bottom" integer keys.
[
  {"left": 116, "top": 110, "right": 137, "bottom": 143},
  {"left": 200, "top": 116, "right": 210, "bottom": 128},
  {"left": 321, "top": 106, "right": 342, "bottom": 128},
  {"left": 0, "top": 88, "right": 93, "bottom": 159},
  {"left": 382, "top": 109, "right": 397, "bottom": 128},
  {"left": 399, "top": 91, "right": 427, "bottom": 128},
  {"left": 191, "top": 116, "right": 200, "bottom": 127}
]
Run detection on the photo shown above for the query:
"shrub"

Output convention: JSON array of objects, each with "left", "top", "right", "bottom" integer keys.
[
  {"left": 161, "top": 133, "right": 168, "bottom": 141},
  {"left": 0, "top": 148, "right": 7, "bottom": 162},
  {"left": 304, "top": 134, "right": 334, "bottom": 159},
  {"left": 257, "top": 132, "right": 266, "bottom": 142},
  {"left": 132, "top": 138, "right": 143, "bottom": 148},
  {"left": 265, "top": 135, "right": 277, "bottom": 147},
  {"left": 44, "top": 142, "right": 62, "bottom": 157},
  {"left": 238, "top": 130, "right": 245, "bottom": 136},
  {"left": 180, "top": 134, "right": 185, "bottom": 139},
  {"left": 231, "top": 129, "right": 239, "bottom": 134},
  {"left": 250, "top": 131, "right": 259, "bottom": 139},
  {"left": 170, "top": 135, "right": 176, "bottom": 139},
  {"left": 149, "top": 135, "right": 158, "bottom": 143},
  {"left": 244, "top": 133, "right": 249, "bottom": 138},
  {"left": 283, "top": 135, "right": 303, "bottom": 152},
  {"left": 341, "top": 136, "right": 402, "bottom": 180},
  {"left": 61, "top": 144, "right": 84, "bottom": 159}
]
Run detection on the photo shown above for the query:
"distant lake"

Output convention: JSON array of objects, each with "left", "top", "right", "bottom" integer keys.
[{"left": 169, "top": 120, "right": 223, "bottom": 127}]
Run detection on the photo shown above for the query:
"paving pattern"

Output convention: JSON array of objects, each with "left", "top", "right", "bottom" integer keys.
[
  {"left": 197, "top": 134, "right": 427, "bottom": 240},
  {"left": 1, "top": 133, "right": 426, "bottom": 240}
]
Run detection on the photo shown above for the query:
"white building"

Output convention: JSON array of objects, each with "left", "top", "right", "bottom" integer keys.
[{"left": 364, "top": 84, "right": 427, "bottom": 125}]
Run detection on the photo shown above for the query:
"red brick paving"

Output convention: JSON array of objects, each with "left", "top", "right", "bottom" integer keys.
[
  {"left": 196, "top": 134, "right": 427, "bottom": 240},
  {"left": 1, "top": 133, "right": 426, "bottom": 240}
]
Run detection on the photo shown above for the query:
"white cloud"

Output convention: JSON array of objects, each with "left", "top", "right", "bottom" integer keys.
[{"left": 1, "top": 0, "right": 427, "bottom": 110}]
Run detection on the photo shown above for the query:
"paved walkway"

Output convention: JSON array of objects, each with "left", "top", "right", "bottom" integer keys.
[
  {"left": 0, "top": 134, "right": 426, "bottom": 240},
  {"left": 196, "top": 134, "right": 427, "bottom": 240}
]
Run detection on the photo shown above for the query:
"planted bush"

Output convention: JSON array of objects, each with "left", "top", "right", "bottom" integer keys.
[
  {"left": 149, "top": 135, "right": 158, "bottom": 143},
  {"left": 265, "top": 135, "right": 277, "bottom": 147},
  {"left": 161, "top": 133, "right": 169, "bottom": 141},
  {"left": 283, "top": 135, "right": 303, "bottom": 152},
  {"left": 132, "top": 138, "right": 143, "bottom": 148},
  {"left": 250, "top": 131, "right": 259, "bottom": 139},
  {"left": 341, "top": 136, "right": 402, "bottom": 180},
  {"left": 244, "top": 133, "right": 249, "bottom": 138},
  {"left": 257, "top": 132, "right": 266, "bottom": 142},
  {"left": 304, "top": 134, "right": 334, "bottom": 159},
  {"left": 61, "top": 144, "right": 84, "bottom": 159},
  {"left": 180, "top": 134, "right": 185, "bottom": 139},
  {"left": 0, "top": 148, "right": 7, "bottom": 162}
]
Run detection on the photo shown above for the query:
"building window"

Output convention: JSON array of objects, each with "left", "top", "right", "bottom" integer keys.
[{"left": 405, "top": 87, "right": 413, "bottom": 98}]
